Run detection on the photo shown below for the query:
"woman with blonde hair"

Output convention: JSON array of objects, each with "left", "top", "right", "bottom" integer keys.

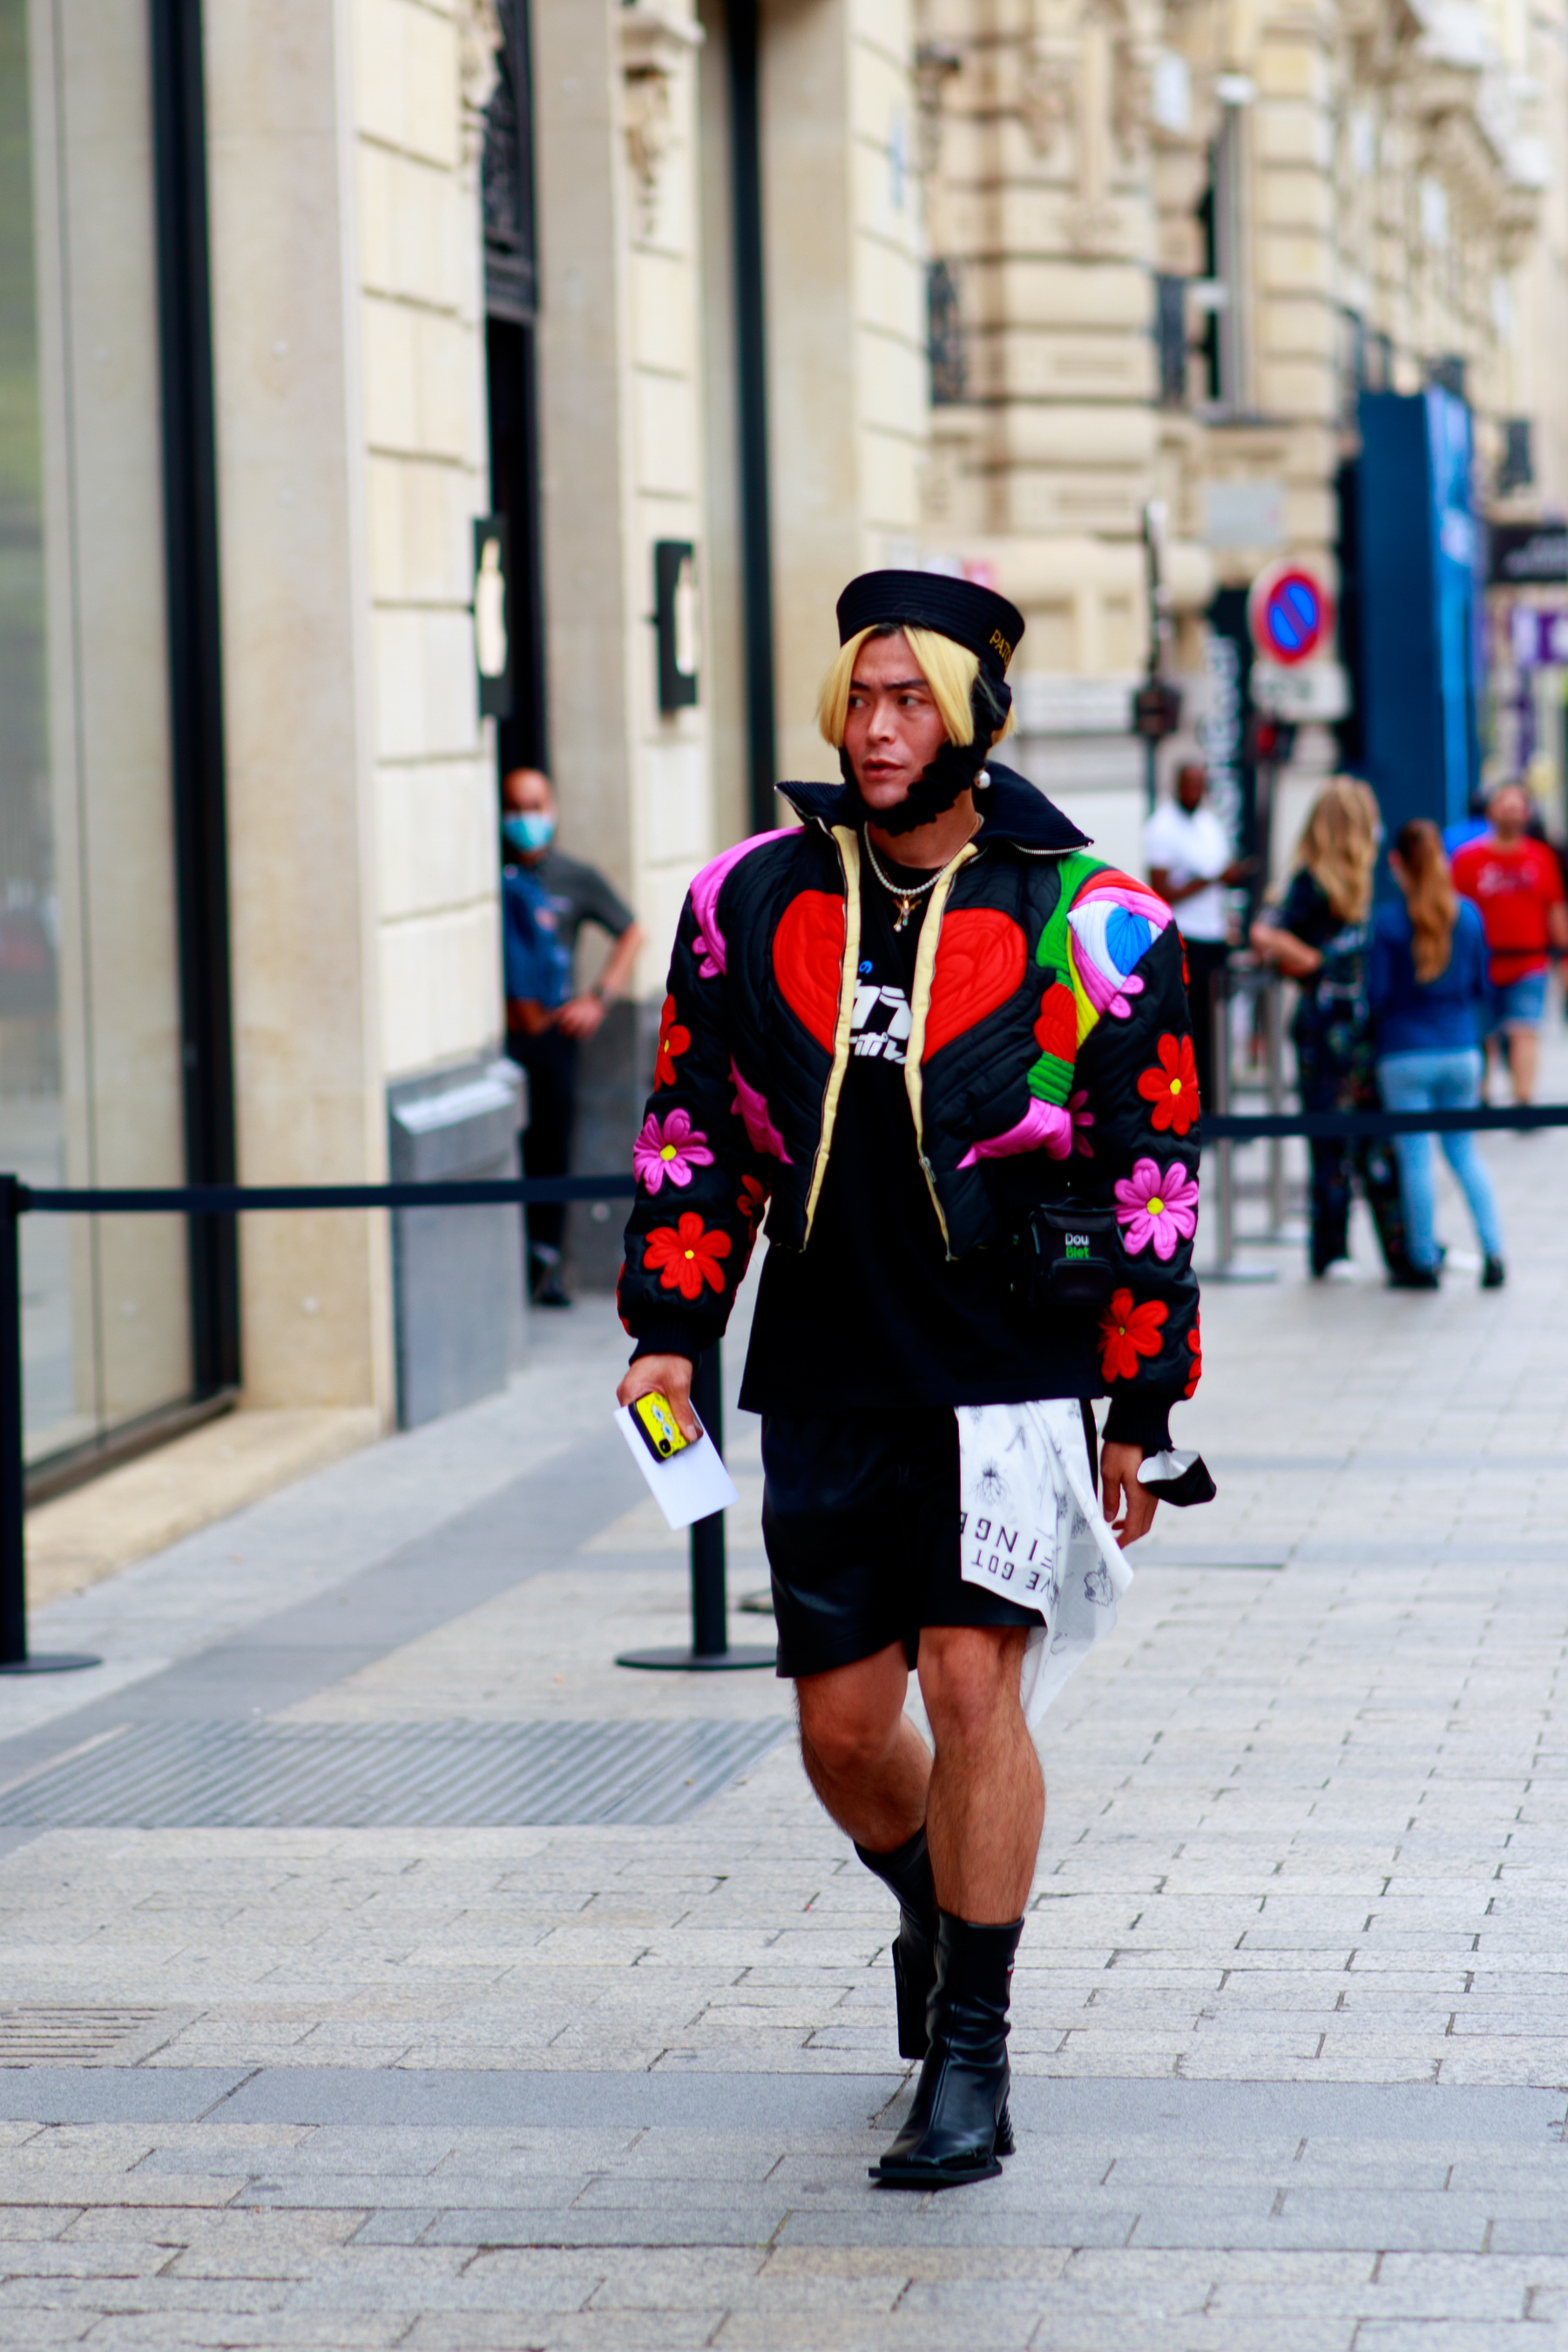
[
  {"left": 1369, "top": 819, "right": 1504, "bottom": 1287},
  {"left": 1251, "top": 777, "right": 1411, "bottom": 1281}
]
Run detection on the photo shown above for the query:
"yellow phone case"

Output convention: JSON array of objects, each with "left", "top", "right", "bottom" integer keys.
[{"left": 631, "top": 1391, "right": 695, "bottom": 1462}]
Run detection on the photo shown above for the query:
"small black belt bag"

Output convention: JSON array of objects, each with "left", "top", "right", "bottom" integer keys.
[
  {"left": 1004, "top": 1196, "right": 1218, "bottom": 1512},
  {"left": 1006, "top": 1198, "right": 1119, "bottom": 1314}
]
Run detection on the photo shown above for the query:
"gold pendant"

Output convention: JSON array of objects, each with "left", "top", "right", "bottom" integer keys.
[{"left": 893, "top": 900, "right": 912, "bottom": 931}]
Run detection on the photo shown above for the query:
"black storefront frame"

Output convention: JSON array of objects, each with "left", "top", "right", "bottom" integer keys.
[
  {"left": 484, "top": 0, "right": 549, "bottom": 774},
  {"left": 148, "top": 0, "right": 240, "bottom": 1398},
  {"left": 727, "top": 0, "right": 778, "bottom": 836}
]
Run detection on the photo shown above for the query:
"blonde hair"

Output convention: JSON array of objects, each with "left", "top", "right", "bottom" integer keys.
[
  {"left": 1296, "top": 776, "right": 1381, "bottom": 924},
  {"left": 815, "top": 624, "right": 1015, "bottom": 750},
  {"left": 1395, "top": 819, "right": 1458, "bottom": 983}
]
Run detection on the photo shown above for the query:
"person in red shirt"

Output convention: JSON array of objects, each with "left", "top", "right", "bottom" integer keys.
[{"left": 1450, "top": 783, "right": 1568, "bottom": 1105}]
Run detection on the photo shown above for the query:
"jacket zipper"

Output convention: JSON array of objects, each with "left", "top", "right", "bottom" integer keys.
[{"left": 902, "top": 840, "right": 981, "bottom": 1255}]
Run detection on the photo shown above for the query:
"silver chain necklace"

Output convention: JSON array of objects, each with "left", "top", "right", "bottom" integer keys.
[{"left": 863, "top": 833, "right": 943, "bottom": 932}]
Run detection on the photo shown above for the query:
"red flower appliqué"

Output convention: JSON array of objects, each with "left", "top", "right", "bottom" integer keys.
[
  {"left": 736, "top": 1174, "right": 768, "bottom": 1232},
  {"left": 643, "top": 1212, "right": 732, "bottom": 1301},
  {"left": 1137, "top": 1033, "right": 1200, "bottom": 1136},
  {"left": 1184, "top": 1319, "right": 1202, "bottom": 1398},
  {"left": 1098, "top": 1288, "right": 1168, "bottom": 1382},
  {"left": 655, "top": 993, "right": 691, "bottom": 1088}
]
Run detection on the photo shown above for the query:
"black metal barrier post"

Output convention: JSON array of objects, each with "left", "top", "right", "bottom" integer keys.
[
  {"left": 691, "top": 1348, "right": 727, "bottom": 1658},
  {"left": 617, "top": 1343, "right": 774, "bottom": 1673},
  {"left": 0, "top": 1169, "right": 781, "bottom": 1683},
  {"left": 0, "top": 1178, "right": 100, "bottom": 1676},
  {"left": 1207, "top": 963, "right": 1276, "bottom": 1286},
  {"left": 1264, "top": 973, "right": 1292, "bottom": 1240},
  {"left": 1219, "top": 959, "right": 1300, "bottom": 1249}
]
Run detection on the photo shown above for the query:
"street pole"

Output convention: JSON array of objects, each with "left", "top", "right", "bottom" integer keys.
[
  {"left": 0, "top": 1176, "right": 99, "bottom": 1675},
  {"left": 616, "top": 1341, "right": 774, "bottom": 1673},
  {"left": 1135, "top": 501, "right": 1181, "bottom": 803},
  {"left": 1144, "top": 500, "right": 1166, "bottom": 820}
]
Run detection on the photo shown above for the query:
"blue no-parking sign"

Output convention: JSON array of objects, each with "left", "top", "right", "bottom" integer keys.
[{"left": 1247, "top": 563, "right": 1331, "bottom": 666}]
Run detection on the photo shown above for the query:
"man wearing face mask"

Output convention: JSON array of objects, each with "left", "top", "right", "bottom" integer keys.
[{"left": 502, "top": 767, "right": 644, "bottom": 1306}]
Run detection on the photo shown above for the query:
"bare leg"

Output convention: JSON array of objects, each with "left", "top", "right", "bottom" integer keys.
[
  {"left": 1508, "top": 1024, "right": 1539, "bottom": 1105},
  {"left": 918, "top": 1625, "right": 1043, "bottom": 1923},
  {"left": 796, "top": 1641, "right": 931, "bottom": 1852}
]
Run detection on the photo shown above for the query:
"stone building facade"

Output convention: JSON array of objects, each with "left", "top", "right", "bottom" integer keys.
[
  {"left": 910, "top": 0, "right": 1558, "bottom": 868},
  {"left": 2, "top": 0, "right": 1560, "bottom": 1468}
]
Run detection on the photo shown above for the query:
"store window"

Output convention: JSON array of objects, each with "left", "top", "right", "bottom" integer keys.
[{"left": 1, "top": 0, "right": 193, "bottom": 1473}]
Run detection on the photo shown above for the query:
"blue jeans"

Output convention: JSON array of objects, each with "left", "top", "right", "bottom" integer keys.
[
  {"left": 1376, "top": 1049, "right": 1504, "bottom": 1270},
  {"left": 1485, "top": 968, "right": 1548, "bottom": 1038}
]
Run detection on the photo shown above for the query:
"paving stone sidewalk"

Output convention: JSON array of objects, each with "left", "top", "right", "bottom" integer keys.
[{"left": 3, "top": 1090, "right": 1568, "bottom": 2348}]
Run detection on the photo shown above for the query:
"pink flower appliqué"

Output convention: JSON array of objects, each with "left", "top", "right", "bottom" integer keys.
[
  {"left": 632, "top": 1108, "right": 715, "bottom": 1194},
  {"left": 1069, "top": 1089, "right": 1094, "bottom": 1159},
  {"left": 1112, "top": 1157, "right": 1199, "bottom": 1261}
]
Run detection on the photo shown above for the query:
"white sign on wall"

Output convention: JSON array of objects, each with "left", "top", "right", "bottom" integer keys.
[{"left": 1202, "top": 480, "right": 1287, "bottom": 551}]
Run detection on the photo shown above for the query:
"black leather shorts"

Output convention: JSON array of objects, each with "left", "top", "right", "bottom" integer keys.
[{"left": 762, "top": 1406, "right": 1060, "bottom": 1681}]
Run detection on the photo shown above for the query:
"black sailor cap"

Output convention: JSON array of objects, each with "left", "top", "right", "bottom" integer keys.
[{"left": 835, "top": 568, "right": 1024, "bottom": 681}]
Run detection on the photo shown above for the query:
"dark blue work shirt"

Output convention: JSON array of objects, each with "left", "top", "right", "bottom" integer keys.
[
  {"left": 1368, "top": 896, "right": 1489, "bottom": 1057},
  {"left": 502, "top": 865, "right": 574, "bottom": 1008},
  {"left": 502, "top": 850, "right": 633, "bottom": 1010}
]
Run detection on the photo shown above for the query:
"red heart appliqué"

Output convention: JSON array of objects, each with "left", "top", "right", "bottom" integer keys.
[
  {"left": 924, "top": 908, "right": 1027, "bottom": 1058},
  {"left": 774, "top": 891, "right": 846, "bottom": 1051},
  {"left": 1033, "top": 979, "right": 1078, "bottom": 1062}
]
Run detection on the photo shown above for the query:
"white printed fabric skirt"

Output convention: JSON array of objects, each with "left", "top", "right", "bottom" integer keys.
[{"left": 956, "top": 1400, "right": 1133, "bottom": 1729}]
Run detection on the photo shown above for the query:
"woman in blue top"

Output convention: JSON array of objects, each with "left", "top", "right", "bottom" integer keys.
[{"left": 1369, "top": 819, "right": 1504, "bottom": 1289}]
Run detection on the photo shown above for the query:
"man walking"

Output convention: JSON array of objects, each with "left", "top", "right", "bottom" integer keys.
[
  {"left": 1451, "top": 781, "right": 1567, "bottom": 1107},
  {"left": 1144, "top": 760, "right": 1249, "bottom": 1110},
  {"left": 503, "top": 767, "right": 643, "bottom": 1304},
  {"left": 617, "top": 574, "right": 1201, "bottom": 2188}
]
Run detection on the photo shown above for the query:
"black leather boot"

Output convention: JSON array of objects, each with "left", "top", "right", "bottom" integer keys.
[
  {"left": 855, "top": 1828, "right": 939, "bottom": 2060},
  {"left": 870, "top": 1911, "right": 1021, "bottom": 2189}
]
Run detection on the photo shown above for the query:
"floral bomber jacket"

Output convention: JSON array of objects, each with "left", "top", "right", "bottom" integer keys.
[{"left": 617, "top": 764, "right": 1203, "bottom": 1446}]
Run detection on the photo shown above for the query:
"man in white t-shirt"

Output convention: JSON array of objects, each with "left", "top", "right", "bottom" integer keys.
[{"left": 1143, "top": 763, "right": 1249, "bottom": 1112}]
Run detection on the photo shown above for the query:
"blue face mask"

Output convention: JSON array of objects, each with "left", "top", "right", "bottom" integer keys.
[{"left": 504, "top": 810, "right": 555, "bottom": 854}]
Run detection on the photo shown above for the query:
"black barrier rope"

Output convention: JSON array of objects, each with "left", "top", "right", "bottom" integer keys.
[
  {"left": 0, "top": 1168, "right": 754, "bottom": 1684},
  {"left": 16, "top": 1174, "right": 638, "bottom": 1215},
  {"left": 1206, "top": 1102, "right": 1568, "bottom": 1142},
  {"left": 5, "top": 1105, "right": 1565, "bottom": 1222},
  {"left": 4, "top": 1101, "right": 1566, "bottom": 1676}
]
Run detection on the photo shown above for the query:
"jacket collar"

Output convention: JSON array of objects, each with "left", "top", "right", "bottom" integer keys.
[{"left": 778, "top": 760, "right": 1091, "bottom": 856}]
